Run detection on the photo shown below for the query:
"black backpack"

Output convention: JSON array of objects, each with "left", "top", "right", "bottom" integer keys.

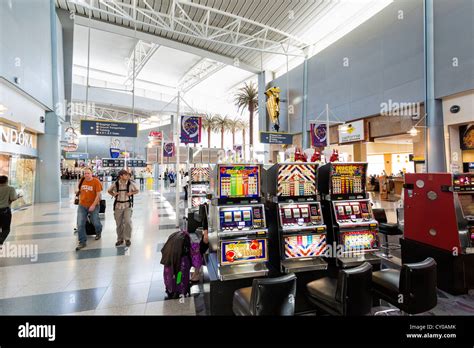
[{"left": 113, "top": 180, "right": 134, "bottom": 210}]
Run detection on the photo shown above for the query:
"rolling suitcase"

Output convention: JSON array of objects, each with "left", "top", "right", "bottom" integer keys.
[
  {"left": 99, "top": 199, "right": 106, "bottom": 214},
  {"left": 85, "top": 214, "right": 97, "bottom": 235}
]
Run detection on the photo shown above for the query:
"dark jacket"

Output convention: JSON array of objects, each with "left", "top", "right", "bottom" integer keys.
[{"left": 160, "top": 231, "right": 190, "bottom": 276}]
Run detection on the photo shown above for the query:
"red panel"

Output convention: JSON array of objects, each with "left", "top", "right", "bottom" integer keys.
[{"left": 404, "top": 173, "right": 460, "bottom": 252}]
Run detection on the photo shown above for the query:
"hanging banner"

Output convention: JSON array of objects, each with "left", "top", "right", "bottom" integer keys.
[
  {"left": 163, "top": 142, "right": 175, "bottom": 157},
  {"left": 180, "top": 116, "right": 202, "bottom": 144},
  {"left": 310, "top": 123, "right": 327, "bottom": 147}
]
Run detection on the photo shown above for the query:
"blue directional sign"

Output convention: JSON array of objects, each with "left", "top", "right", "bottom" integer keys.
[
  {"left": 260, "top": 131, "right": 293, "bottom": 145},
  {"left": 65, "top": 152, "right": 88, "bottom": 160},
  {"left": 80, "top": 120, "right": 138, "bottom": 138}
]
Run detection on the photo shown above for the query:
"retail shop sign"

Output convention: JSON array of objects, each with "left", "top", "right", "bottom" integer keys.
[
  {"left": 0, "top": 124, "right": 34, "bottom": 148},
  {"left": 80, "top": 120, "right": 138, "bottom": 137},
  {"left": 260, "top": 131, "right": 293, "bottom": 145},
  {"left": 339, "top": 120, "right": 365, "bottom": 144}
]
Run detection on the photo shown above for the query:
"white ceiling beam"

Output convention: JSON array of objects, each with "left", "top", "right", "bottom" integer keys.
[
  {"left": 124, "top": 40, "right": 160, "bottom": 85},
  {"left": 178, "top": 58, "right": 226, "bottom": 93},
  {"left": 74, "top": 13, "right": 261, "bottom": 73}
]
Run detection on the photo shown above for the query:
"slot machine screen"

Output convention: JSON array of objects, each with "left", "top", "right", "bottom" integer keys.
[
  {"left": 277, "top": 164, "right": 317, "bottom": 197},
  {"left": 279, "top": 203, "right": 322, "bottom": 226},
  {"left": 330, "top": 164, "right": 366, "bottom": 196},
  {"left": 284, "top": 234, "right": 327, "bottom": 258},
  {"left": 221, "top": 239, "right": 268, "bottom": 265},
  {"left": 340, "top": 230, "right": 377, "bottom": 251},
  {"left": 219, "top": 165, "right": 259, "bottom": 199},
  {"left": 334, "top": 202, "right": 370, "bottom": 221},
  {"left": 219, "top": 206, "right": 265, "bottom": 229}
]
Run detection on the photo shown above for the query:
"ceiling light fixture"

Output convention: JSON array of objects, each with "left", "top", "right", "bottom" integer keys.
[{"left": 408, "top": 127, "right": 418, "bottom": 136}]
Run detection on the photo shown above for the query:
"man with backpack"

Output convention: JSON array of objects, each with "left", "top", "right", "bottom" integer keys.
[
  {"left": 107, "top": 169, "right": 139, "bottom": 247},
  {"left": 75, "top": 168, "right": 103, "bottom": 250}
]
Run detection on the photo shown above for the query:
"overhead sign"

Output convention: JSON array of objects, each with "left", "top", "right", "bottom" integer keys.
[
  {"left": 80, "top": 120, "right": 138, "bottom": 137},
  {"left": 102, "top": 158, "right": 125, "bottom": 168},
  {"left": 180, "top": 116, "right": 202, "bottom": 144},
  {"left": 65, "top": 152, "right": 88, "bottom": 160},
  {"left": 260, "top": 131, "right": 293, "bottom": 145},
  {"left": 110, "top": 148, "right": 121, "bottom": 158},
  {"left": 339, "top": 120, "right": 365, "bottom": 143},
  {"left": 310, "top": 123, "right": 327, "bottom": 147}
]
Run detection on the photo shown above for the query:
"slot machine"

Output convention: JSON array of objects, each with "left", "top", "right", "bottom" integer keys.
[
  {"left": 263, "top": 162, "right": 327, "bottom": 273},
  {"left": 401, "top": 173, "right": 474, "bottom": 294},
  {"left": 318, "top": 162, "right": 380, "bottom": 268},
  {"left": 207, "top": 164, "right": 269, "bottom": 281},
  {"left": 188, "top": 167, "right": 210, "bottom": 210}
]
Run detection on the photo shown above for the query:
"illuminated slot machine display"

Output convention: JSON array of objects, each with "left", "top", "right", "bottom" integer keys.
[
  {"left": 207, "top": 164, "right": 269, "bottom": 282},
  {"left": 188, "top": 167, "right": 210, "bottom": 209},
  {"left": 402, "top": 173, "right": 474, "bottom": 294},
  {"left": 262, "top": 162, "right": 327, "bottom": 274},
  {"left": 318, "top": 162, "right": 380, "bottom": 268}
]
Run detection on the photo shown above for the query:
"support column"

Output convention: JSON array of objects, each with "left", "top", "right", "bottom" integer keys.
[
  {"left": 353, "top": 142, "right": 367, "bottom": 162},
  {"left": 302, "top": 58, "right": 309, "bottom": 149},
  {"left": 258, "top": 71, "right": 270, "bottom": 162},
  {"left": 175, "top": 93, "right": 181, "bottom": 228},
  {"left": 424, "top": 0, "right": 446, "bottom": 172},
  {"left": 36, "top": 1, "right": 61, "bottom": 203}
]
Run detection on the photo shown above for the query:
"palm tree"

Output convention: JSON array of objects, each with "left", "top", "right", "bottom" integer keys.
[
  {"left": 228, "top": 118, "right": 241, "bottom": 147},
  {"left": 202, "top": 113, "right": 216, "bottom": 148},
  {"left": 213, "top": 115, "right": 232, "bottom": 148},
  {"left": 234, "top": 82, "right": 258, "bottom": 146}
]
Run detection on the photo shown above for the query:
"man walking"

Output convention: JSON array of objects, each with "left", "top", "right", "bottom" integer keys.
[
  {"left": 108, "top": 169, "right": 139, "bottom": 247},
  {"left": 0, "top": 176, "right": 21, "bottom": 249},
  {"left": 76, "top": 168, "right": 103, "bottom": 250}
]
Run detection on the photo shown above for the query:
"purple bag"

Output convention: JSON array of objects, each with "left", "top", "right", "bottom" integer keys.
[
  {"left": 191, "top": 242, "right": 203, "bottom": 270},
  {"left": 163, "top": 255, "right": 191, "bottom": 298}
]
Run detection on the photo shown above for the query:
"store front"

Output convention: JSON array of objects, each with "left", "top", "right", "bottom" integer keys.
[
  {"left": 443, "top": 90, "right": 474, "bottom": 174},
  {"left": 0, "top": 122, "right": 38, "bottom": 209}
]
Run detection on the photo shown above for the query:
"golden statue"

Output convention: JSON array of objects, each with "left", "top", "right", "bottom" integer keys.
[{"left": 265, "top": 86, "right": 281, "bottom": 131}]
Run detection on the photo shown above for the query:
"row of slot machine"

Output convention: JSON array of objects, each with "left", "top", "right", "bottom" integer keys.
[
  {"left": 207, "top": 161, "right": 380, "bottom": 281},
  {"left": 188, "top": 167, "right": 210, "bottom": 210}
]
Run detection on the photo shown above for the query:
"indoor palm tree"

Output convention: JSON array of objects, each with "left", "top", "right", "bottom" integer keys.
[
  {"left": 234, "top": 82, "right": 258, "bottom": 146},
  {"left": 202, "top": 113, "right": 216, "bottom": 148},
  {"left": 228, "top": 118, "right": 241, "bottom": 147},
  {"left": 213, "top": 115, "right": 232, "bottom": 148}
]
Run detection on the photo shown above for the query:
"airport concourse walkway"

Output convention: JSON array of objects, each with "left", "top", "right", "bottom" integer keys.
[{"left": 0, "top": 180, "right": 204, "bottom": 315}]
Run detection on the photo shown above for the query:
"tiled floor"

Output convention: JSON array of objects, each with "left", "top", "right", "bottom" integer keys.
[
  {"left": 0, "top": 180, "right": 198, "bottom": 315},
  {"left": 1, "top": 182, "right": 473, "bottom": 316}
]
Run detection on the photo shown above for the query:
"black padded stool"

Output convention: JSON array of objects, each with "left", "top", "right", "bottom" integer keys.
[
  {"left": 372, "top": 208, "right": 402, "bottom": 258},
  {"left": 306, "top": 262, "right": 373, "bottom": 316},
  {"left": 232, "top": 274, "right": 297, "bottom": 316},
  {"left": 372, "top": 257, "right": 437, "bottom": 315}
]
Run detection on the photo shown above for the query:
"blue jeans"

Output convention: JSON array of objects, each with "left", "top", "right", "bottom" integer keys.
[{"left": 77, "top": 205, "right": 102, "bottom": 244}]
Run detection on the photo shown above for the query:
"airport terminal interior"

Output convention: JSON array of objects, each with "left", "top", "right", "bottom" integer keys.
[{"left": 1, "top": 0, "right": 474, "bottom": 319}]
